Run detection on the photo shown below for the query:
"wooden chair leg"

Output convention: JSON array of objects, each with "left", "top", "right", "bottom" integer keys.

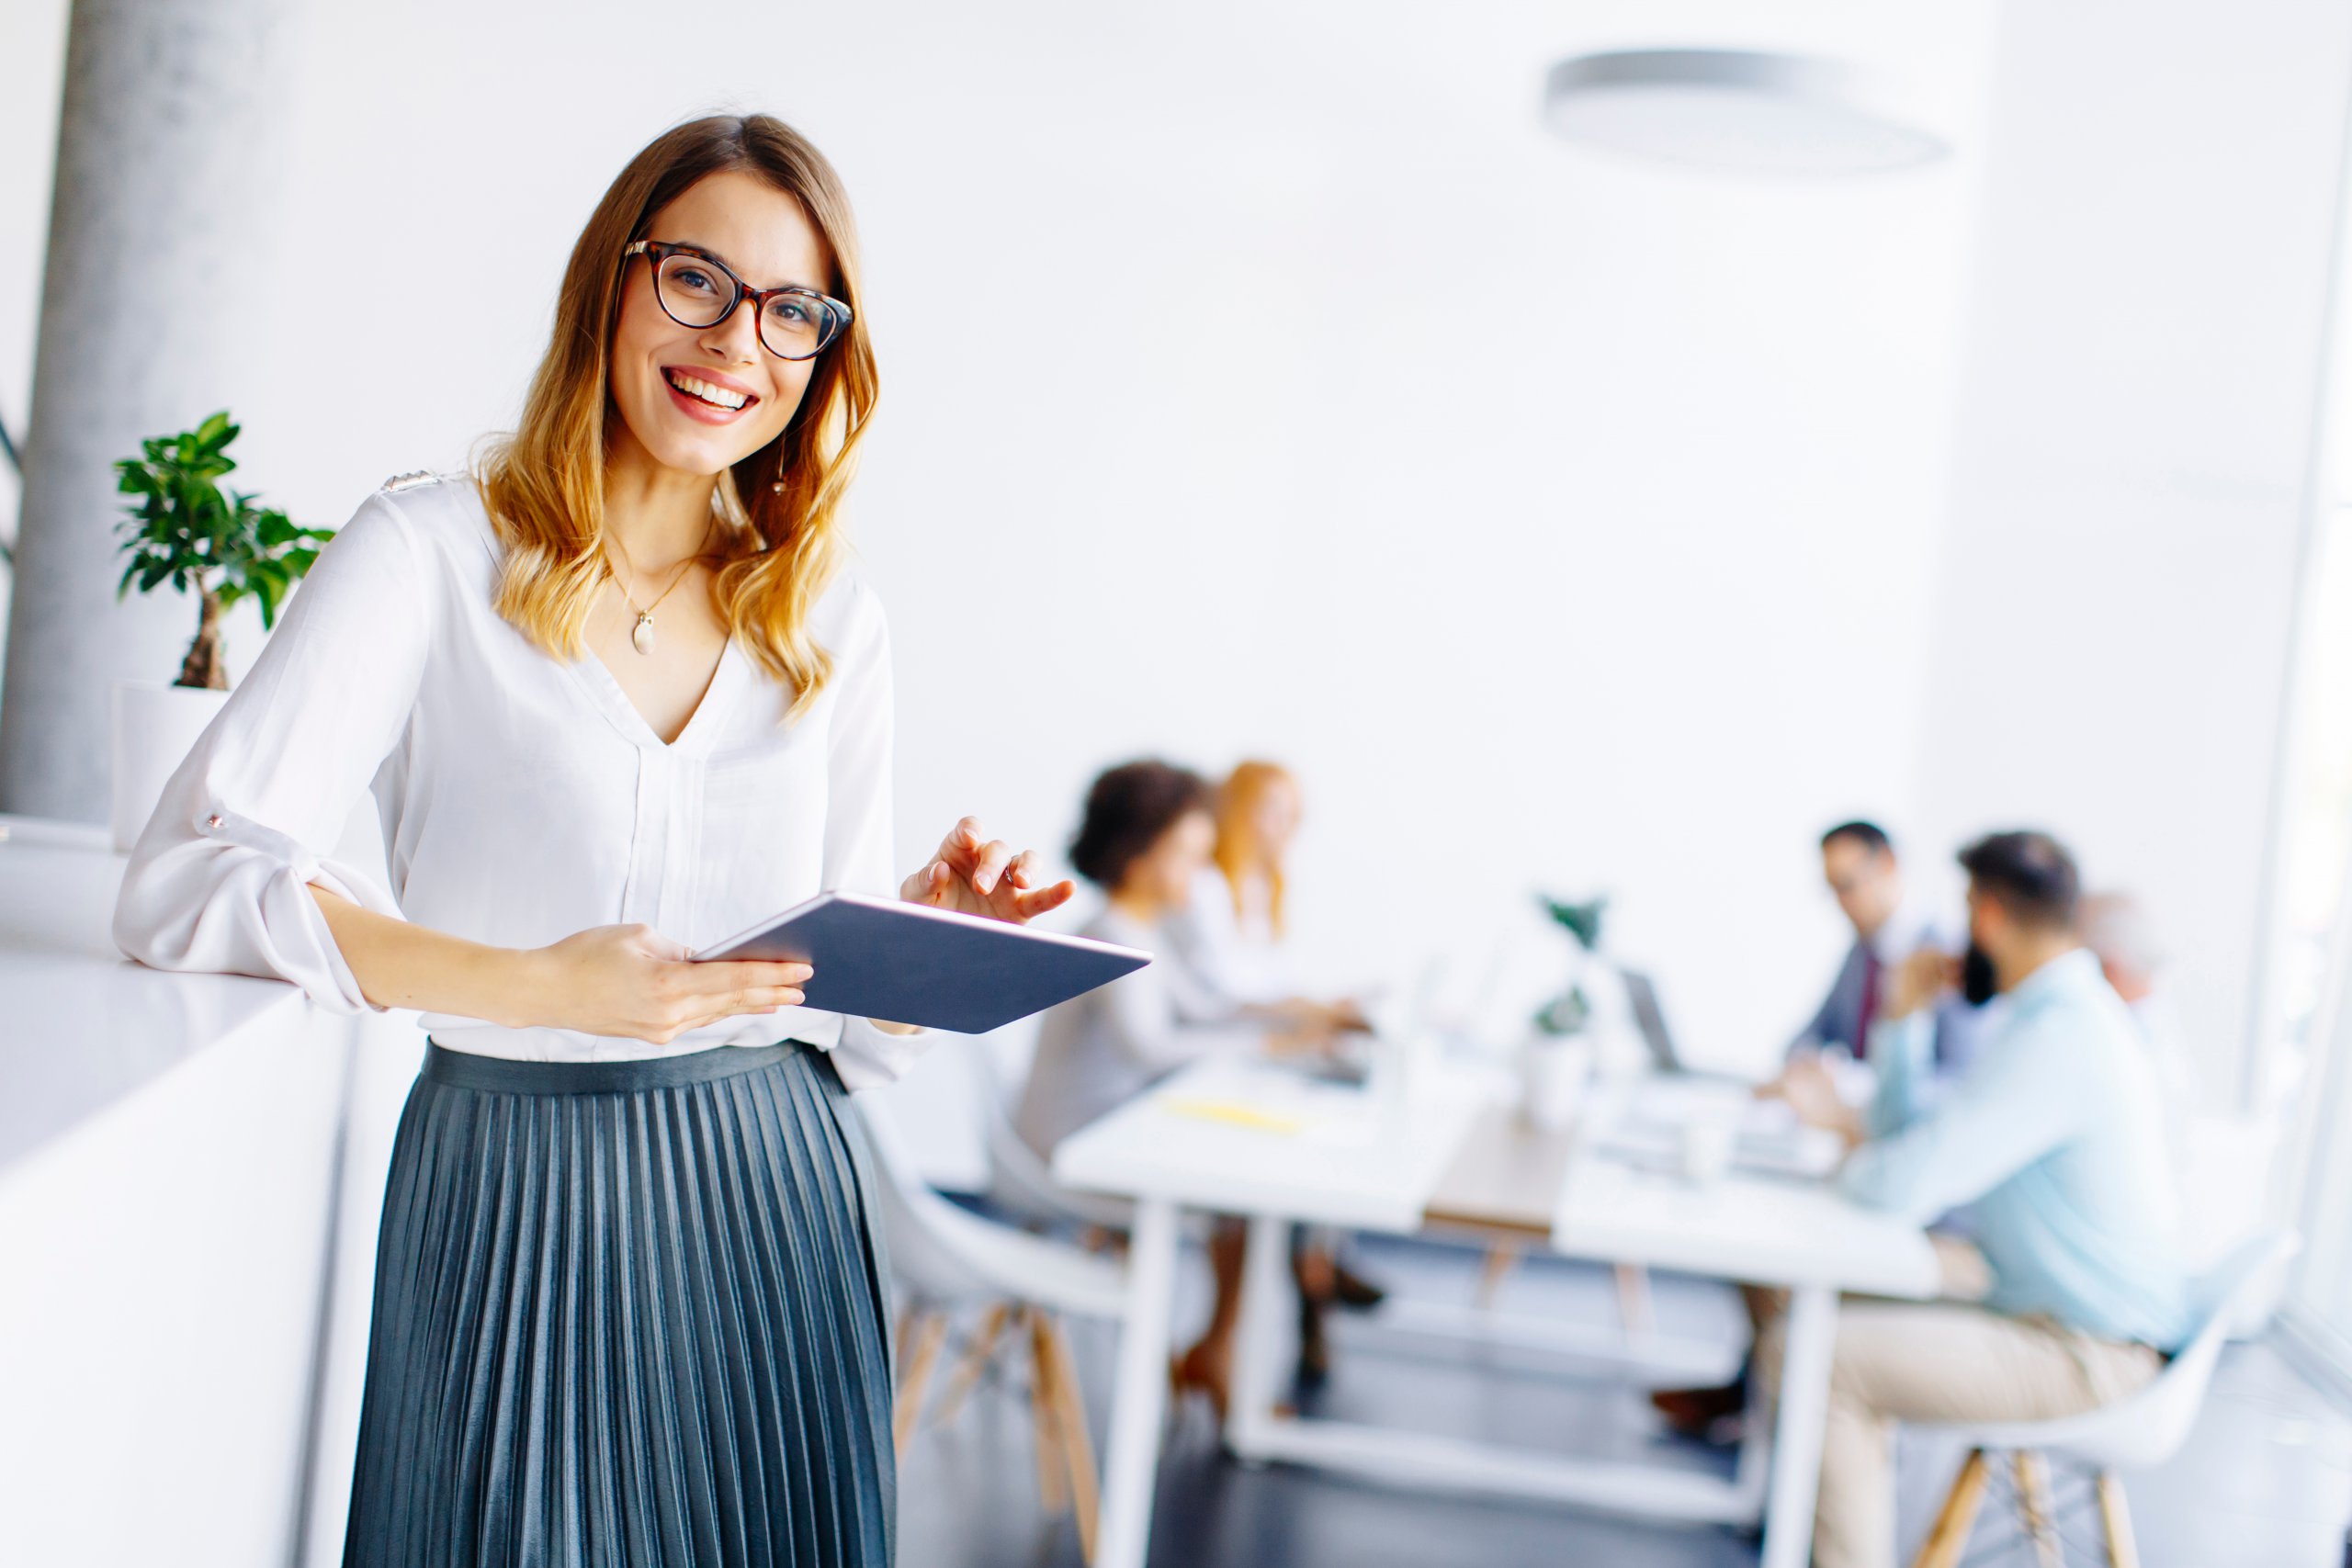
[
  {"left": 931, "top": 1301, "right": 1012, "bottom": 1428},
  {"left": 2012, "top": 1450, "right": 2064, "bottom": 1568},
  {"left": 2097, "top": 1470, "right": 2142, "bottom": 1568},
  {"left": 1476, "top": 1243, "right": 1521, "bottom": 1309},
  {"left": 1045, "top": 1314, "right": 1102, "bottom": 1563},
  {"left": 1028, "top": 1308, "right": 1070, "bottom": 1514},
  {"left": 1613, "top": 1262, "right": 1656, "bottom": 1338},
  {"left": 1909, "top": 1449, "right": 1988, "bottom": 1568},
  {"left": 892, "top": 1308, "right": 949, "bottom": 1457}
]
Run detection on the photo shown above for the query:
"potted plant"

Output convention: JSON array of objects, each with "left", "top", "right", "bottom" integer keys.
[
  {"left": 107, "top": 411, "right": 334, "bottom": 851},
  {"left": 1521, "top": 894, "right": 1612, "bottom": 1128}
]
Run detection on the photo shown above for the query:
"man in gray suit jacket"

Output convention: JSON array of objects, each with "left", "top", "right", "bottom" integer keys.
[
  {"left": 1785, "top": 820, "right": 1983, "bottom": 1078},
  {"left": 1657, "top": 819, "right": 1985, "bottom": 1444}
]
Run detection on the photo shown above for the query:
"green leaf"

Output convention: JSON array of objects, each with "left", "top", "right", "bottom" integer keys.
[
  {"left": 1540, "top": 895, "right": 1609, "bottom": 953},
  {"left": 111, "top": 408, "right": 313, "bottom": 657}
]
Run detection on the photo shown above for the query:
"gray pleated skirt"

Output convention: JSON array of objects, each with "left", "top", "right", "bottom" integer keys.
[{"left": 343, "top": 1041, "right": 895, "bottom": 1568}]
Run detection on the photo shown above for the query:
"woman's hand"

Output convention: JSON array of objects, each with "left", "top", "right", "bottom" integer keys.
[
  {"left": 900, "top": 816, "right": 1077, "bottom": 924},
  {"left": 521, "top": 923, "right": 812, "bottom": 1044},
  {"left": 872, "top": 818, "right": 1076, "bottom": 1038}
]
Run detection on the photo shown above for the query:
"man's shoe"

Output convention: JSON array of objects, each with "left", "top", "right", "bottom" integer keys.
[
  {"left": 1329, "top": 1260, "right": 1386, "bottom": 1312},
  {"left": 1649, "top": 1382, "right": 1747, "bottom": 1447}
]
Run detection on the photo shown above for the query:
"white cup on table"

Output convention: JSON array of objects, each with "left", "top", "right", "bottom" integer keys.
[{"left": 1679, "top": 1104, "right": 1739, "bottom": 1185}]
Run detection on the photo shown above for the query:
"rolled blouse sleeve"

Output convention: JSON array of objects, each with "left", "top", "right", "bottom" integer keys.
[
  {"left": 111, "top": 492, "right": 429, "bottom": 1010},
  {"left": 811, "top": 583, "right": 923, "bottom": 1090}
]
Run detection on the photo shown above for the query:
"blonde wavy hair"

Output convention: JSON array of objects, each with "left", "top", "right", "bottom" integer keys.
[
  {"left": 1212, "top": 760, "right": 1297, "bottom": 936},
  {"left": 477, "top": 114, "right": 879, "bottom": 717}
]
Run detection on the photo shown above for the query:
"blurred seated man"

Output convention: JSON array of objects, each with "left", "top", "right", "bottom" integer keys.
[
  {"left": 1766, "top": 830, "right": 2190, "bottom": 1568},
  {"left": 1778, "top": 819, "right": 1984, "bottom": 1079}
]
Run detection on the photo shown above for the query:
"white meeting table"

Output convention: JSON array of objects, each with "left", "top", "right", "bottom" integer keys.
[{"left": 1052, "top": 1058, "right": 1940, "bottom": 1568}]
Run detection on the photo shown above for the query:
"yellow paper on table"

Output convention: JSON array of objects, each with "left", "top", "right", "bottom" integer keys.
[{"left": 1159, "top": 1097, "right": 1305, "bottom": 1135}]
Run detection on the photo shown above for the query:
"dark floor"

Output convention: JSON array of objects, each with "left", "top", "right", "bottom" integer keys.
[{"left": 896, "top": 1235, "right": 2352, "bottom": 1568}]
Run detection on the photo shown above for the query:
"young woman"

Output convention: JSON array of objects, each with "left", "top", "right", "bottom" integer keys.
[
  {"left": 1173, "top": 760, "right": 1382, "bottom": 1379},
  {"left": 111, "top": 114, "right": 1070, "bottom": 1566}
]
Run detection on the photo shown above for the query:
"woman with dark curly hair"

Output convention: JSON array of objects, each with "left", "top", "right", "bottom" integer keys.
[{"left": 1013, "top": 760, "right": 1260, "bottom": 1157}]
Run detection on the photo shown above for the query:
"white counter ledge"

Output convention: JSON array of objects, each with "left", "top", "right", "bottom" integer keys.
[
  {"left": 0, "top": 810, "right": 413, "bottom": 1567},
  {"left": 0, "top": 811, "right": 313, "bottom": 1172}
]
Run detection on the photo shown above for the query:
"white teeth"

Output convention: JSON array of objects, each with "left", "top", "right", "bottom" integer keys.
[{"left": 666, "top": 371, "right": 749, "bottom": 411}]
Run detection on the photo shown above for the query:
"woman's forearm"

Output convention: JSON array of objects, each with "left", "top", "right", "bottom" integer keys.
[{"left": 308, "top": 882, "right": 548, "bottom": 1028}]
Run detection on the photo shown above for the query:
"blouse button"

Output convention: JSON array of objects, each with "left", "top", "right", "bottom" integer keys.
[{"left": 205, "top": 814, "right": 223, "bottom": 830}]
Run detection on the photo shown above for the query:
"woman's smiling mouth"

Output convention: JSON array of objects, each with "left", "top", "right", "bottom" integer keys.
[{"left": 662, "top": 367, "right": 760, "bottom": 422}]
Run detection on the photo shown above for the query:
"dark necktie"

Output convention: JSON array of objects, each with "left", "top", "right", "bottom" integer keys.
[{"left": 1853, "top": 947, "right": 1883, "bottom": 1062}]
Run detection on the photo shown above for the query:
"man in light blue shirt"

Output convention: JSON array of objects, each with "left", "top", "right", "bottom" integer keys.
[{"left": 1769, "top": 829, "right": 2188, "bottom": 1568}]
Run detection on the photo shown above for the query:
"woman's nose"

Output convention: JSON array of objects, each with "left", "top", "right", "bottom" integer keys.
[{"left": 699, "top": 299, "right": 763, "bottom": 363}]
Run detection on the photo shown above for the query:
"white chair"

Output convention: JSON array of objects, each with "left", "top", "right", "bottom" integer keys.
[
  {"left": 855, "top": 1090, "right": 1128, "bottom": 1562},
  {"left": 1907, "top": 1231, "right": 2298, "bottom": 1568},
  {"left": 965, "top": 1028, "right": 1137, "bottom": 1233}
]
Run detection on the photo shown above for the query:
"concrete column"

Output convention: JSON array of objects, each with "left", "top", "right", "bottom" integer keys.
[
  {"left": 0, "top": 0, "right": 296, "bottom": 820},
  {"left": 1909, "top": 0, "right": 2352, "bottom": 1100}
]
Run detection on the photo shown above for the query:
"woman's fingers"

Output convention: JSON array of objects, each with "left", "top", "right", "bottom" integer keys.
[
  {"left": 685, "top": 959, "right": 813, "bottom": 994},
  {"left": 970, "top": 839, "right": 1014, "bottom": 895},
  {"left": 913, "top": 818, "right": 1069, "bottom": 917},
  {"left": 935, "top": 816, "right": 985, "bottom": 873},
  {"left": 632, "top": 926, "right": 696, "bottom": 962},
  {"left": 1012, "top": 877, "right": 1078, "bottom": 920}
]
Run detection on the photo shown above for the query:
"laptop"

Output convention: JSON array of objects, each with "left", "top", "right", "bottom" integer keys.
[
  {"left": 1610, "top": 967, "right": 1842, "bottom": 1178},
  {"left": 1620, "top": 967, "right": 1685, "bottom": 1074}
]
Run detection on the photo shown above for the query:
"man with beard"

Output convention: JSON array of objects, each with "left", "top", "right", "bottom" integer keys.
[{"left": 1762, "top": 829, "right": 2190, "bottom": 1568}]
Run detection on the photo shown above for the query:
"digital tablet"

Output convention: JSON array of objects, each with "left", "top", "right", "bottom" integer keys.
[{"left": 692, "top": 891, "right": 1152, "bottom": 1035}]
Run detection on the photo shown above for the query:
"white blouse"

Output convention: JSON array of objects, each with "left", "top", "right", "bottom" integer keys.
[
  {"left": 1165, "top": 864, "right": 1291, "bottom": 1007},
  {"left": 110, "top": 474, "right": 924, "bottom": 1089},
  {"left": 1011, "top": 905, "right": 1266, "bottom": 1156}
]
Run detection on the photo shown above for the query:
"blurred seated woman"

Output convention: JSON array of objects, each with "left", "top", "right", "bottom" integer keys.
[
  {"left": 1171, "top": 758, "right": 1365, "bottom": 1043},
  {"left": 1013, "top": 760, "right": 1273, "bottom": 1158},
  {"left": 1014, "top": 759, "right": 1313, "bottom": 1414},
  {"left": 1172, "top": 759, "right": 1383, "bottom": 1376}
]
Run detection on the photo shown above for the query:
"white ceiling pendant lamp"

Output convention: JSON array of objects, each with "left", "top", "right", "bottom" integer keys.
[{"left": 1543, "top": 49, "right": 1951, "bottom": 176}]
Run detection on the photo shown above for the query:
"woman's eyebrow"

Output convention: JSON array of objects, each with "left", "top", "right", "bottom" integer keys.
[{"left": 664, "top": 238, "right": 822, "bottom": 294}]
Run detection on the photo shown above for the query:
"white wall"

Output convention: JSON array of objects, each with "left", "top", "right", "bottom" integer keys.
[
  {"left": 1915, "top": 0, "right": 2352, "bottom": 1099},
  {"left": 2, "top": 1, "right": 1999, "bottom": 1072}
]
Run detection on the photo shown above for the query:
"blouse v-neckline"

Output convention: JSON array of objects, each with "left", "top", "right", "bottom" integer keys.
[{"left": 566, "top": 636, "right": 748, "bottom": 754}]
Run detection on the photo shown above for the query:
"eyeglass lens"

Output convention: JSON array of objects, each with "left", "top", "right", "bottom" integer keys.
[{"left": 652, "top": 252, "right": 842, "bottom": 360}]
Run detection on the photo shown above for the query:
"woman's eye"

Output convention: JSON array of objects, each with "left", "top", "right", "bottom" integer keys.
[
  {"left": 773, "top": 299, "right": 813, "bottom": 324},
  {"left": 671, "top": 265, "right": 721, "bottom": 296}
]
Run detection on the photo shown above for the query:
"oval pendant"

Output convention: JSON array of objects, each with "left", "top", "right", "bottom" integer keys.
[{"left": 630, "top": 614, "right": 656, "bottom": 655}]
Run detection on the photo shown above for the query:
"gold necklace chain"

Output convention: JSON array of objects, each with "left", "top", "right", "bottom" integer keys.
[{"left": 601, "top": 520, "right": 714, "bottom": 656}]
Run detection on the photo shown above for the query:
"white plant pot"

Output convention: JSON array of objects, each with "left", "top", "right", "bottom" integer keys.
[
  {"left": 110, "top": 678, "right": 230, "bottom": 853},
  {"left": 1519, "top": 1035, "right": 1595, "bottom": 1132}
]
